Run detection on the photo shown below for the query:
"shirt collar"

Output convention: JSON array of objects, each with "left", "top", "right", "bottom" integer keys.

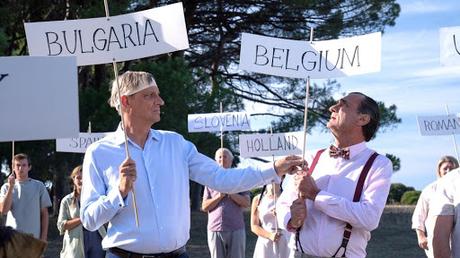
[
  {"left": 331, "top": 141, "right": 367, "bottom": 160},
  {"left": 112, "top": 124, "right": 160, "bottom": 146}
]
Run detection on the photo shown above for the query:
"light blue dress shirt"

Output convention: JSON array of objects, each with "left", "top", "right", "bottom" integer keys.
[{"left": 80, "top": 126, "right": 278, "bottom": 254}]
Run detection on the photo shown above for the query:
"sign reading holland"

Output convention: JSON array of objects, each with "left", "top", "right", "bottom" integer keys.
[
  {"left": 417, "top": 115, "right": 460, "bottom": 136},
  {"left": 0, "top": 56, "right": 78, "bottom": 142},
  {"left": 239, "top": 132, "right": 303, "bottom": 158},
  {"left": 56, "top": 132, "right": 109, "bottom": 153},
  {"left": 440, "top": 26, "right": 460, "bottom": 66},
  {"left": 188, "top": 112, "right": 251, "bottom": 133},
  {"left": 239, "top": 32, "right": 381, "bottom": 79},
  {"left": 24, "top": 3, "right": 189, "bottom": 66}
]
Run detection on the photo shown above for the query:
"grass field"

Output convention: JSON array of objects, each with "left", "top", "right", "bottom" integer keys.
[{"left": 45, "top": 205, "right": 425, "bottom": 258}]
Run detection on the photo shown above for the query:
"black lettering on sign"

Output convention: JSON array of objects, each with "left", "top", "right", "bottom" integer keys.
[
  {"left": 0, "top": 74, "right": 9, "bottom": 83},
  {"left": 453, "top": 34, "right": 460, "bottom": 55}
]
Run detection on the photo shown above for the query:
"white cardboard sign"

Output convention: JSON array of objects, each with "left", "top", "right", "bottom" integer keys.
[
  {"left": 440, "top": 26, "right": 460, "bottom": 66},
  {"left": 24, "top": 3, "right": 189, "bottom": 66},
  {"left": 239, "top": 32, "right": 381, "bottom": 79},
  {"left": 56, "top": 132, "right": 109, "bottom": 153},
  {"left": 239, "top": 131, "right": 303, "bottom": 158},
  {"left": 0, "top": 56, "right": 79, "bottom": 142},
  {"left": 417, "top": 115, "right": 460, "bottom": 136},
  {"left": 188, "top": 112, "right": 251, "bottom": 132}
]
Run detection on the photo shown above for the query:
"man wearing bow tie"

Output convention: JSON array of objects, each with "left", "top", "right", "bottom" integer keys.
[{"left": 277, "top": 92, "right": 393, "bottom": 258}]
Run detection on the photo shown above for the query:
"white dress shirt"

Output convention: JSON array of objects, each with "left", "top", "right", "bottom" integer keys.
[
  {"left": 80, "top": 126, "right": 278, "bottom": 254},
  {"left": 277, "top": 142, "right": 393, "bottom": 258},
  {"left": 430, "top": 168, "right": 460, "bottom": 258},
  {"left": 411, "top": 181, "right": 439, "bottom": 258}
]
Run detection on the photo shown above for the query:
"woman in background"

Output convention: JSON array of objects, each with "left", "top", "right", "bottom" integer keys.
[
  {"left": 57, "top": 165, "right": 106, "bottom": 258},
  {"left": 412, "top": 156, "right": 459, "bottom": 258},
  {"left": 251, "top": 183, "right": 291, "bottom": 258}
]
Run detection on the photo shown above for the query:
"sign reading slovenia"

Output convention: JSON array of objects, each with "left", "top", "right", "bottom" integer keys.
[
  {"left": 188, "top": 112, "right": 251, "bottom": 132},
  {"left": 0, "top": 56, "right": 78, "bottom": 142},
  {"left": 56, "top": 132, "right": 109, "bottom": 153},
  {"left": 24, "top": 2, "right": 189, "bottom": 66},
  {"left": 440, "top": 26, "right": 460, "bottom": 66},
  {"left": 239, "top": 132, "right": 303, "bottom": 158},
  {"left": 417, "top": 115, "right": 460, "bottom": 136},
  {"left": 239, "top": 32, "right": 381, "bottom": 79}
]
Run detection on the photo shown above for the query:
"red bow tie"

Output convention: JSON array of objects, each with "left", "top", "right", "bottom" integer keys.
[{"left": 329, "top": 145, "right": 350, "bottom": 160}]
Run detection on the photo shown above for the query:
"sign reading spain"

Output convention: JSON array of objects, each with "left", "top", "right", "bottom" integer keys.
[
  {"left": 24, "top": 3, "right": 189, "bottom": 66},
  {"left": 188, "top": 112, "right": 251, "bottom": 133},
  {"left": 56, "top": 132, "right": 109, "bottom": 153},
  {"left": 417, "top": 115, "right": 460, "bottom": 136},
  {"left": 239, "top": 32, "right": 381, "bottom": 79}
]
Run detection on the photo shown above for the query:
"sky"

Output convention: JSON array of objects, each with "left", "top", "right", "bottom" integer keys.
[{"left": 241, "top": 0, "right": 460, "bottom": 190}]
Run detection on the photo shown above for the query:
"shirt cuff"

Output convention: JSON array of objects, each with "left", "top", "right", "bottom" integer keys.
[
  {"left": 106, "top": 187, "right": 127, "bottom": 209},
  {"left": 259, "top": 162, "right": 282, "bottom": 185}
]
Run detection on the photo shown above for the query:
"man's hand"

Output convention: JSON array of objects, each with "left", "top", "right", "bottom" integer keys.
[
  {"left": 295, "top": 172, "right": 320, "bottom": 200},
  {"left": 417, "top": 234, "right": 428, "bottom": 250},
  {"left": 119, "top": 157, "right": 136, "bottom": 198},
  {"left": 289, "top": 198, "right": 307, "bottom": 229},
  {"left": 274, "top": 155, "right": 304, "bottom": 177},
  {"left": 7, "top": 175, "right": 15, "bottom": 187}
]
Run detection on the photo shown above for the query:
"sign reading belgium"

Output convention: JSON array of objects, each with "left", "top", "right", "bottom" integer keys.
[{"left": 24, "top": 3, "right": 189, "bottom": 66}]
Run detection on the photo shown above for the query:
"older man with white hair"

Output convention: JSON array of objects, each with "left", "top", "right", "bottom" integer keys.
[{"left": 80, "top": 71, "right": 303, "bottom": 258}]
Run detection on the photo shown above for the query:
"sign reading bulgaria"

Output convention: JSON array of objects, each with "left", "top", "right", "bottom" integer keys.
[
  {"left": 24, "top": 3, "right": 189, "bottom": 66},
  {"left": 239, "top": 132, "right": 303, "bottom": 158},
  {"left": 56, "top": 132, "right": 109, "bottom": 153},
  {"left": 0, "top": 56, "right": 78, "bottom": 142},
  {"left": 417, "top": 115, "right": 460, "bottom": 136},
  {"left": 440, "top": 26, "right": 460, "bottom": 66},
  {"left": 239, "top": 32, "right": 381, "bottom": 79},
  {"left": 188, "top": 112, "right": 251, "bottom": 132}
]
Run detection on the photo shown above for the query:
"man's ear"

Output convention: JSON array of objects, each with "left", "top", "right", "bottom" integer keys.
[
  {"left": 120, "top": 95, "right": 129, "bottom": 108},
  {"left": 357, "top": 113, "right": 371, "bottom": 126}
]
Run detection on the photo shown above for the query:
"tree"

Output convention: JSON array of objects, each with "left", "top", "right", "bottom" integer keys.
[
  {"left": 400, "top": 190, "right": 421, "bottom": 205},
  {"left": 0, "top": 0, "right": 402, "bottom": 210},
  {"left": 387, "top": 183, "right": 415, "bottom": 204}
]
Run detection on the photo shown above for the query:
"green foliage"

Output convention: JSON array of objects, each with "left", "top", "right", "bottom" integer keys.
[
  {"left": 387, "top": 183, "right": 415, "bottom": 204},
  {"left": 385, "top": 154, "right": 401, "bottom": 172},
  {"left": 400, "top": 190, "right": 421, "bottom": 205}
]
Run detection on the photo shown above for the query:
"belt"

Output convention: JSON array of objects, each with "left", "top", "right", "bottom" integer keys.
[{"left": 109, "top": 246, "right": 186, "bottom": 258}]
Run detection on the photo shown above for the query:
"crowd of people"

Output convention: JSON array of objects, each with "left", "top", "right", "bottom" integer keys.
[{"left": 0, "top": 70, "right": 458, "bottom": 258}]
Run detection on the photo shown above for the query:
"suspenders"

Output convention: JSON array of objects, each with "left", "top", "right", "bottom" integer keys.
[{"left": 296, "top": 150, "right": 380, "bottom": 257}]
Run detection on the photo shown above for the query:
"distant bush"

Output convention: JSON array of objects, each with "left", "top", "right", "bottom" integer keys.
[
  {"left": 400, "top": 190, "right": 421, "bottom": 205},
  {"left": 387, "top": 183, "right": 415, "bottom": 204}
]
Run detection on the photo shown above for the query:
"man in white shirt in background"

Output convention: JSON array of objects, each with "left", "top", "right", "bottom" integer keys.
[
  {"left": 432, "top": 167, "right": 460, "bottom": 258},
  {"left": 277, "top": 92, "right": 393, "bottom": 258},
  {"left": 80, "top": 71, "right": 303, "bottom": 258}
]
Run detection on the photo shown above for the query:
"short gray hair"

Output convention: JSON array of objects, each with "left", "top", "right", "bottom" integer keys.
[
  {"left": 108, "top": 71, "right": 157, "bottom": 114},
  {"left": 215, "top": 148, "right": 234, "bottom": 161}
]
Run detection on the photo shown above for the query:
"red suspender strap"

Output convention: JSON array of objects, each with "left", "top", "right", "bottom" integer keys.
[
  {"left": 333, "top": 152, "right": 379, "bottom": 257},
  {"left": 307, "top": 149, "right": 326, "bottom": 176}
]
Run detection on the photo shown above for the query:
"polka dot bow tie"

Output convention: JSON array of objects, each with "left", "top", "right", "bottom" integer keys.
[{"left": 329, "top": 145, "right": 350, "bottom": 160}]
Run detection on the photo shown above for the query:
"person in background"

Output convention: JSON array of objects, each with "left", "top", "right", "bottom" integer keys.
[
  {"left": 57, "top": 165, "right": 106, "bottom": 258},
  {"left": 202, "top": 148, "right": 251, "bottom": 258},
  {"left": 251, "top": 183, "right": 291, "bottom": 258},
  {"left": 412, "top": 156, "right": 458, "bottom": 258},
  {"left": 0, "top": 153, "right": 52, "bottom": 242},
  {"left": 431, "top": 166, "right": 460, "bottom": 258}
]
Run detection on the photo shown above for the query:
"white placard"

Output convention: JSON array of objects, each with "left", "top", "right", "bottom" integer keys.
[
  {"left": 24, "top": 3, "right": 189, "bottom": 66},
  {"left": 239, "top": 131, "right": 303, "bottom": 158},
  {"left": 188, "top": 112, "right": 251, "bottom": 132},
  {"left": 239, "top": 32, "right": 381, "bottom": 79},
  {"left": 0, "top": 56, "right": 78, "bottom": 142},
  {"left": 56, "top": 132, "right": 109, "bottom": 153},
  {"left": 417, "top": 115, "right": 460, "bottom": 136},
  {"left": 440, "top": 26, "right": 460, "bottom": 66}
]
